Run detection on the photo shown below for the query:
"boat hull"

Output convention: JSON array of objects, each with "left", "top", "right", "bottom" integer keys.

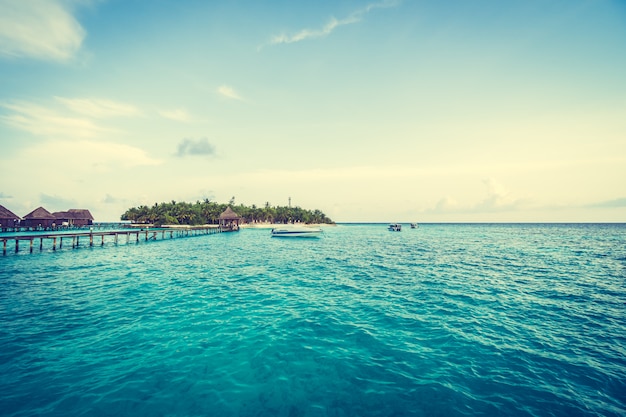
[{"left": 271, "top": 227, "right": 323, "bottom": 238}]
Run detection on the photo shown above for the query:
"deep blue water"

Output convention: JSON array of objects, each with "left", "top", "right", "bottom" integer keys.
[{"left": 1, "top": 223, "right": 625, "bottom": 417}]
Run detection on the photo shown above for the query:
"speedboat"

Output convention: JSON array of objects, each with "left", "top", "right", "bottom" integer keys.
[
  {"left": 410, "top": 223, "right": 418, "bottom": 229},
  {"left": 388, "top": 223, "right": 402, "bottom": 231},
  {"left": 271, "top": 225, "right": 323, "bottom": 238}
]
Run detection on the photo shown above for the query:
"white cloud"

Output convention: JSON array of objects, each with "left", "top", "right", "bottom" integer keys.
[
  {"left": 0, "top": 139, "right": 162, "bottom": 221},
  {"left": 224, "top": 167, "right": 537, "bottom": 218},
  {"left": 101, "top": 193, "right": 125, "bottom": 204},
  {"left": 435, "top": 197, "right": 460, "bottom": 212},
  {"left": 40, "top": 193, "right": 77, "bottom": 208},
  {"left": 0, "top": 0, "right": 87, "bottom": 61},
  {"left": 0, "top": 101, "right": 107, "bottom": 138},
  {"left": 474, "top": 178, "right": 530, "bottom": 212},
  {"left": 429, "top": 178, "right": 531, "bottom": 215},
  {"left": 1, "top": 98, "right": 140, "bottom": 138},
  {"left": 55, "top": 97, "right": 140, "bottom": 118},
  {"left": 589, "top": 197, "right": 626, "bottom": 208},
  {"left": 265, "top": 0, "right": 399, "bottom": 47},
  {"left": 269, "top": 16, "right": 357, "bottom": 45},
  {"left": 159, "top": 108, "right": 192, "bottom": 122},
  {"left": 217, "top": 85, "right": 244, "bottom": 101},
  {"left": 20, "top": 140, "right": 162, "bottom": 171}
]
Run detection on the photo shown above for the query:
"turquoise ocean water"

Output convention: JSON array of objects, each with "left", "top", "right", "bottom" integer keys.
[{"left": 1, "top": 223, "right": 624, "bottom": 416}]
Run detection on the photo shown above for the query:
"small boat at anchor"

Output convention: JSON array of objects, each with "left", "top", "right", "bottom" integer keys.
[
  {"left": 271, "top": 225, "right": 323, "bottom": 238},
  {"left": 388, "top": 223, "right": 402, "bottom": 232}
]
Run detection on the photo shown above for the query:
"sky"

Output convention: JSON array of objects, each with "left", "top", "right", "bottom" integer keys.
[{"left": 1, "top": 0, "right": 625, "bottom": 223}]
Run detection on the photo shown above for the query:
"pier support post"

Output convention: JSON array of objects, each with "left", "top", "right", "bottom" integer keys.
[{"left": 2, "top": 226, "right": 221, "bottom": 256}]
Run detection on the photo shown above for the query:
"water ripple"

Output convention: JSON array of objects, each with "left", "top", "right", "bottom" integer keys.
[{"left": 1, "top": 224, "right": 625, "bottom": 416}]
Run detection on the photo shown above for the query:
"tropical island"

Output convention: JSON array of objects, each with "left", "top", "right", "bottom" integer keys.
[{"left": 121, "top": 199, "right": 334, "bottom": 226}]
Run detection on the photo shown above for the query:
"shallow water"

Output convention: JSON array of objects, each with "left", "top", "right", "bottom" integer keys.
[{"left": 1, "top": 224, "right": 625, "bottom": 416}]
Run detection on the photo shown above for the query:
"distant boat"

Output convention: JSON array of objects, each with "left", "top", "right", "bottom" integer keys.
[
  {"left": 410, "top": 223, "right": 418, "bottom": 229},
  {"left": 271, "top": 225, "right": 323, "bottom": 238},
  {"left": 388, "top": 223, "right": 402, "bottom": 232}
]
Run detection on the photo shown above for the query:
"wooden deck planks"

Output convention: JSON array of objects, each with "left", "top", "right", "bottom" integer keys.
[{"left": 1, "top": 226, "right": 223, "bottom": 255}]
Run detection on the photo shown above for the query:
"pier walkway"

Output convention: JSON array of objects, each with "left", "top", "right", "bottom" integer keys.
[{"left": 1, "top": 226, "right": 224, "bottom": 255}]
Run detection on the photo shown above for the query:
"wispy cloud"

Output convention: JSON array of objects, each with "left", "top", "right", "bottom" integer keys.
[
  {"left": 21, "top": 140, "right": 162, "bottom": 171},
  {"left": 159, "top": 108, "right": 192, "bottom": 122},
  {"left": 217, "top": 85, "right": 244, "bottom": 101},
  {"left": 263, "top": 0, "right": 399, "bottom": 48},
  {"left": 55, "top": 97, "right": 140, "bottom": 118},
  {"left": 176, "top": 138, "right": 216, "bottom": 157},
  {"left": 0, "top": 98, "right": 139, "bottom": 138},
  {"left": 431, "top": 178, "right": 531, "bottom": 215},
  {"left": 102, "top": 193, "right": 125, "bottom": 204},
  {"left": 40, "top": 193, "right": 77, "bottom": 208},
  {"left": 0, "top": 0, "right": 87, "bottom": 62},
  {"left": 588, "top": 197, "right": 626, "bottom": 208},
  {"left": 473, "top": 178, "right": 531, "bottom": 212},
  {"left": 0, "top": 101, "right": 107, "bottom": 138}
]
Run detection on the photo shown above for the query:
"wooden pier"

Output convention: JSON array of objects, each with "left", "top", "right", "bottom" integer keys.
[{"left": 1, "top": 226, "right": 224, "bottom": 255}]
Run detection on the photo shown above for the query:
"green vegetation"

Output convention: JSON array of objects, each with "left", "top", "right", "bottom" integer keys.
[{"left": 120, "top": 199, "right": 334, "bottom": 226}]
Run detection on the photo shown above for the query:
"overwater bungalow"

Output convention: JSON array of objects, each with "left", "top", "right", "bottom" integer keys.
[
  {"left": 22, "top": 207, "right": 57, "bottom": 229},
  {"left": 53, "top": 209, "right": 95, "bottom": 227},
  {"left": 0, "top": 205, "right": 21, "bottom": 231}
]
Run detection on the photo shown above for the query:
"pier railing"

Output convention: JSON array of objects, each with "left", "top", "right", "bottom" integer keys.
[{"left": 1, "top": 225, "right": 224, "bottom": 255}]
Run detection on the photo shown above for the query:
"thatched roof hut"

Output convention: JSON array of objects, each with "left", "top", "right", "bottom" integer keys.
[
  {"left": 22, "top": 206, "right": 56, "bottom": 228},
  {"left": 219, "top": 206, "right": 241, "bottom": 231},
  {"left": 53, "top": 209, "right": 95, "bottom": 226},
  {"left": 0, "top": 204, "right": 21, "bottom": 229}
]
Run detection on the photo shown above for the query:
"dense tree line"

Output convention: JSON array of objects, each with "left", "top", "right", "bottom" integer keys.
[{"left": 120, "top": 199, "right": 334, "bottom": 226}]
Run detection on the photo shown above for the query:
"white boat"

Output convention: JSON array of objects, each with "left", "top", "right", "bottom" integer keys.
[
  {"left": 388, "top": 223, "right": 402, "bottom": 231},
  {"left": 410, "top": 222, "right": 418, "bottom": 229},
  {"left": 271, "top": 225, "right": 323, "bottom": 238}
]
